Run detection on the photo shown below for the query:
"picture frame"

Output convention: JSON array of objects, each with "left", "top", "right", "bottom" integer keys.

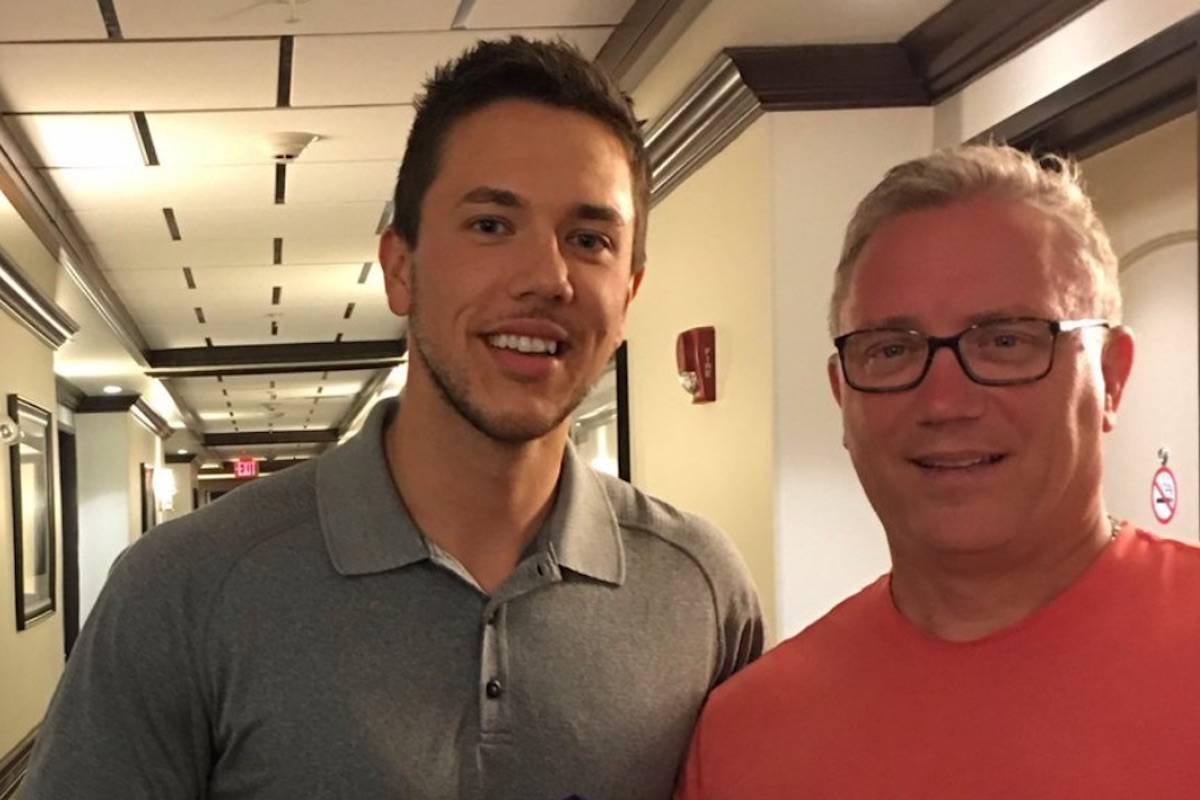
[{"left": 8, "top": 394, "right": 55, "bottom": 630}]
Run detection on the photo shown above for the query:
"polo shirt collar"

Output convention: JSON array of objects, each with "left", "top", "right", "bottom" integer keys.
[
  {"left": 316, "top": 399, "right": 429, "bottom": 576},
  {"left": 315, "top": 397, "right": 625, "bottom": 586},
  {"left": 542, "top": 441, "right": 625, "bottom": 586}
]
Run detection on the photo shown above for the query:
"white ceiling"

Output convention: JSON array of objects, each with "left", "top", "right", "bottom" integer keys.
[
  {"left": 0, "top": 0, "right": 955, "bottom": 464},
  {"left": 0, "top": 0, "right": 632, "bottom": 458}
]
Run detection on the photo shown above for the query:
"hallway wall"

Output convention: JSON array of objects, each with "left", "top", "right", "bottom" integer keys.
[
  {"left": 75, "top": 411, "right": 160, "bottom": 627},
  {"left": 1084, "top": 114, "right": 1199, "bottom": 543},
  {"left": 625, "top": 118, "right": 778, "bottom": 640},
  {"left": 0, "top": 311, "right": 63, "bottom": 758}
]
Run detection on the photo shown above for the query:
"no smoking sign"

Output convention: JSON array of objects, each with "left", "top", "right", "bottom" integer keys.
[{"left": 1151, "top": 465, "right": 1178, "bottom": 525}]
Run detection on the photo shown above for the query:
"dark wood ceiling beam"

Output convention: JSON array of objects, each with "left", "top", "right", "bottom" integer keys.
[
  {"left": 644, "top": 0, "right": 1110, "bottom": 203},
  {"left": 145, "top": 339, "right": 407, "bottom": 377},
  {"left": 900, "top": 0, "right": 1104, "bottom": 103},
  {"left": 725, "top": 44, "right": 929, "bottom": 111},
  {"left": 974, "top": 14, "right": 1200, "bottom": 158},
  {"left": 204, "top": 429, "right": 339, "bottom": 447}
]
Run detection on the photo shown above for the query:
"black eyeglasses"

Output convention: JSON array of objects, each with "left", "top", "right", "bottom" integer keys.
[{"left": 833, "top": 317, "right": 1110, "bottom": 393}]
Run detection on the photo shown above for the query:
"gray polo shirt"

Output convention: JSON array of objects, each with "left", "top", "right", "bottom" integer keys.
[{"left": 21, "top": 399, "right": 762, "bottom": 800}]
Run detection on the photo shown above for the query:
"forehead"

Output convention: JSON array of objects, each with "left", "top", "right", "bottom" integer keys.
[
  {"left": 429, "top": 98, "right": 634, "bottom": 215},
  {"left": 842, "top": 197, "right": 1089, "bottom": 331}
]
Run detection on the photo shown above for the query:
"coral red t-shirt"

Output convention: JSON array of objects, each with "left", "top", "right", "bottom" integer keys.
[{"left": 677, "top": 528, "right": 1200, "bottom": 799}]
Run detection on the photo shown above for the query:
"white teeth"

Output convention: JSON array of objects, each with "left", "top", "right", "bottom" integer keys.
[
  {"left": 487, "top": 333, "right": 560, "bottom": 355},
  {"left": 917, "top": 455, "right": 1001, "bottom": 469}
]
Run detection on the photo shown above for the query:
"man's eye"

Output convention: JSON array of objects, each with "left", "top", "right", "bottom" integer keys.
[
  {"left": 470, "top": 217, "right": 510, "bottom": 235},
  {"left": 570, "top": 231, "right": 612, "bottom": 252}
]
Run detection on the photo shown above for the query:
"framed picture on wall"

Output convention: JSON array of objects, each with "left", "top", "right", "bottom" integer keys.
[
  {"left": 570, "top": 343, "right": 632, "bottom": 482},
  {"left": 140, "top": 463, "right": 156, "bottom": 534},
  {"left": 7, "top": 394, "right": 55, "bottom": 630}
]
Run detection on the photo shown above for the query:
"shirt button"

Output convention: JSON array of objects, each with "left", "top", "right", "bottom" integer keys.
[{"left": 485, "top": 679, "right": 503, "bottom": 699}]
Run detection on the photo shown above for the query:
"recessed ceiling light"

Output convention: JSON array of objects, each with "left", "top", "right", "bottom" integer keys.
[
  {"left": 102, "top": 385, "right": 122, "bottom": 395},
  {"left": 176, "top": 449, "right": 188, "bottom": 455}
]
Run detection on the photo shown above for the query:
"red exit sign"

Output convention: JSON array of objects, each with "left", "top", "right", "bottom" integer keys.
[{"left": 234, "top": 458, "right": 259, "bottom": 478}]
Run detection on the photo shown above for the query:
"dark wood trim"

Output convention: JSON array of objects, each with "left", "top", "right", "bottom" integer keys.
[
  {"left": 8, "top": 394, "right": 56, "bottom": 632},
  {"left": 615, "top": 343, "right": 631, "bottom": 482},
  {"left": 145, "top": 339, "right": 407, "bottom": 376},
  {"left": 728, "top": 44, "right": 930, "bottom": 111},
  {"left": 645, "top": 0, "right": 1107, "bottom": 202},
  {"left": 974, "top": 14, "right": 1200, "bottom": 158},
  {"left": 901, "top": 0, "right": 1103, "bottom": 102},
  {"left": 201, "top": 458, "right": 309, "bottom": 475},
  {"left": 596, "top": 0, "right": 712, "bottom": 91},
  {"left": 55, "top": 377, "right": 85, "bottom": 411},
  {"left": 76, "top": 394, "right": 139, "bottom": 413},
  {"left": 58, "top": 428, "right": 80, "bottom": 659},
  {"left": 165, "top": 452, "right": 198, "bottom": 464},
  {"left": 148, "top": 359, "right": 405, "bottom": 380},
  {"left": 0, "top": 247, "right": 79, "bottom": 350},
  {"left": 204, "top": 429, "right": 339, "bottom": 447},
  {"left": 0, "top": 726, "right": 37, "bottom": 800}
]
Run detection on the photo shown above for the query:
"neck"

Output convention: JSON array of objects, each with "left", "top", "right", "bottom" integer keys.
[
  {"left": 888, "top": 509, "right": 1114, "bottom": 642},
  {"left": 384, "top": 383, "right": 568, "bottom": 594}
]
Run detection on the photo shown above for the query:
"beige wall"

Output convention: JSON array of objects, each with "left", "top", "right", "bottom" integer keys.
[
  {"left": 769, "top": 107, "right": 933, "bottom": 638},
  {"left": 1084, "top": 114, "right": 1199, "bottom": 542},
  {"left": 75, "top": 411, "right": 160, "bottom": 626},
  {"left": 626, "top": 117, "right": 778, "bottom": 639},
  {"left": 0, "top": 311, "right": 63, "bottom": 757}
]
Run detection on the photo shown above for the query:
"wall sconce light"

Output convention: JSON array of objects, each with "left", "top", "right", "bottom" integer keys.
[
  {"left": 153, "top": 467, "right": 177, "bottom": 512},
  {"left": 676, "top": 326, "right": 716, "bottom": 404}
]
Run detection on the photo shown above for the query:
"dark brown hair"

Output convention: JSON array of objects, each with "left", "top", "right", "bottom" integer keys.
[{"left": 392, "top": 36, "right": 650, "bottom": 271}]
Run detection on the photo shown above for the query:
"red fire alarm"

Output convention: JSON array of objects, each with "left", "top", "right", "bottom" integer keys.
[{"left": 676, "top": 326, "right": 716, "bottom": 403}]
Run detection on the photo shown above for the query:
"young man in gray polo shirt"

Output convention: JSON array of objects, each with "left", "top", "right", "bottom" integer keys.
[{"left": 21, "top": 37, "right": 763, "bottom": 800}]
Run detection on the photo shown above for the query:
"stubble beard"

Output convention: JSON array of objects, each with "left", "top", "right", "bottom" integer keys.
[{"left": 406, "top": 275, "right": 597, "bottom": 445}]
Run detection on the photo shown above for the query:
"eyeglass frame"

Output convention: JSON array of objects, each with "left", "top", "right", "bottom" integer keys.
[{"left": 832, "top": 317, "right": 1111, "bottom": 393}]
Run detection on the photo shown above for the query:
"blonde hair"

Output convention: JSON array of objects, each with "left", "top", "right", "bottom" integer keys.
[{"left": 828, "top": 144, "right": 1120, "bottom": 336}]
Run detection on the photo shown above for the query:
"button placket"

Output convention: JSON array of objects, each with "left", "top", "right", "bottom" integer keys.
[{"left": 479, "top": 602, "right": 509, "bottom": 735}]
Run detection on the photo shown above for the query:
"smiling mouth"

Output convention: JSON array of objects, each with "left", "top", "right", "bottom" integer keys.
[
  {"left": 485, "top": 333, "right": 567, "bottom": 357},
  {"left": 911, "top": 454, "right": 1006, "bottom": 471}
]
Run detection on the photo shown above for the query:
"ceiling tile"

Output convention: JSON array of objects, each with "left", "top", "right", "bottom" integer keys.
[
  {"left": 76, "top": 201, "right": 379, "bottom": 244},
  {"left": 6, "top": 113, "right": 144, "bottom": 167},
  {"left": 291, "top": 28, "right": 613, "bottom": 107},
  {"left": 0, "top": 1, "right": 109, "bottom": 41},
  {"left": 49, "top": 164, "right": 276, "bottom": 210},
  {"left": 95, "top": 237, "right": 274, "bottom": 270},
  {"left": 115, "top": 0, "right": 458, "bottom": 38},
  {"left": 147, "top": 106, "right": 416, "bottom": 165},
  {"left": 0, "top": 40, "right": 279, "bottom": 112},
  {"left": 287, "top": 161, "right": 398, "bottom": 204},
  {"left": 466, "top": 0, "right": 635, "bottom": 28}
]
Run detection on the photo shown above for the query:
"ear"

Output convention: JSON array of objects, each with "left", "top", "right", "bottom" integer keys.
[
  {"left": 379, "top": 228, "right": 415, "bottom": 318},
  {"left": 1100, "top": 324, "right": 1135, "bottom": 433},
  {"left": 626, "top": 267, "right": 645, "bottom": 309},
  {"left": 827, "top": 353, "right": 845, "bottom": 408}
]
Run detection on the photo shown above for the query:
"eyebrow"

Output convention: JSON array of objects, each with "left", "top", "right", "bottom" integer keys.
[
  {"left": 459, "top": 186, "right": 524, "bottom": 208},
  {"left": 865, "top": 307, "right": 1047, "bottom": 330},
  {"left": 457, "top": 187, "right": 626, "bottom": 226},
  {"left": 574, "top": 203, "right": 626, "bottom": 226}
]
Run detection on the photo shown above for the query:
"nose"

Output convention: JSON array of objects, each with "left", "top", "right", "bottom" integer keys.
[
  {"left": 914, "top": 345, "right": 987, "bottom": 424},
  {"left": 510, "top": 230, "right": 574, "bottom": 304}
]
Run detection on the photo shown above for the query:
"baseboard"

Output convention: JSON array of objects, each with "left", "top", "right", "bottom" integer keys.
[{"left": 0, "top": 727, "right": 37, "bottom": 800}]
